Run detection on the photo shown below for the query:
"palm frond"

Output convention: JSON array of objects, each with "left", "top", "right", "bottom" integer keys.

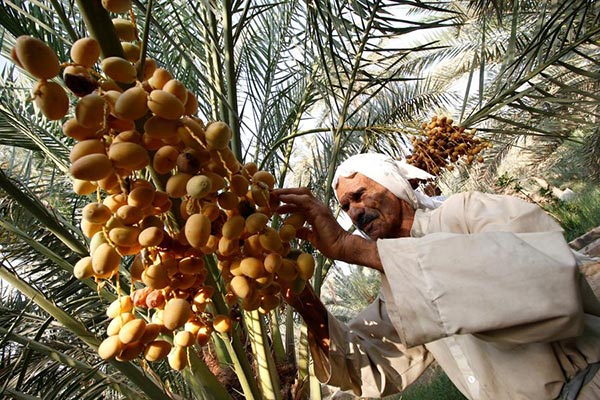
[{"left": 321, "top": 264, "right": 381, "bottom": 323}]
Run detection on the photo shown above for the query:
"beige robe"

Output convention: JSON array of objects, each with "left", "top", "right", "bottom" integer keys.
[{"left": 310, "top": 191, "right": 600, "bottom": 399}]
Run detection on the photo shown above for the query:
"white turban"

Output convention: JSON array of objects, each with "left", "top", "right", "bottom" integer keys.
[{"left": 332, "top": 153, "right": 443, "bottom": 210}]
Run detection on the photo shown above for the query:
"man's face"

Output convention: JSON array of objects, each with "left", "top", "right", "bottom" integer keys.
[{"left": 335, "top": 173, "right": 414, "bottom": 240}]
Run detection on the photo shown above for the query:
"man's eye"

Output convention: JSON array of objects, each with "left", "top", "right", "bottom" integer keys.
[
  {"left": 353, "top": 189, "right": 364, "bottom": 202},
  {"left": 341, "top": 203, "right": 349, "bottom": 211}
]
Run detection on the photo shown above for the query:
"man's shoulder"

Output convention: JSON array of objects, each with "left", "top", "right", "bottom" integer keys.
[
  {"left": 438, "top": 191, "right": 534, "bottom": 216},
  {"left": 438, "top": 190, "right": 561, "bottom": 233},
  {"left": 439, "top": 191, "right": 485, "bottom": 208},
  {"left": 444, "top": 191, "right": 524, "bottom": 205}
]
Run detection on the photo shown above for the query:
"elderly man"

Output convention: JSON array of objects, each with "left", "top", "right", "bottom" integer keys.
[{"left": 272, "top": 153, "right": 600, "bottom": 400}]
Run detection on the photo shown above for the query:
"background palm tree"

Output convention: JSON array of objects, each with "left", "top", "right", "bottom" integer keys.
[{"left": 0, "top": 0, "right": 599, "bottom": 399}]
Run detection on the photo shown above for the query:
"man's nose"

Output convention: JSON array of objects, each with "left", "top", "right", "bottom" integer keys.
[{"left": 347, "top": 206, "right": 363, "bottom": 223}]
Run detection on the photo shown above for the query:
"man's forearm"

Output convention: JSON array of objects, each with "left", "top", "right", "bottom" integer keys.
[
  {"left": 287, "top": 238, "right": 381, "bottom": 355},
  {"left": 288, "top": 285, "right": 331, "bottom": 354},
  {"left": 340, "top": 235, "right": 383, "bottom": 271}
]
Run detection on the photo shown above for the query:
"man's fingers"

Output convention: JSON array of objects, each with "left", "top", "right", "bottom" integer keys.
[
  {"left": 271, "top": 187, "right": 312, "bottom": 196},
  {"left": 271, "top": 187, "right": 313, "bottom": 204},
  {"left": 276, "top": 204, "right": 300, "bottom": 215},
  {"left": 275, "top": 193, "right": 313, "bottom": 207},
  {"left": 274, "top": 193, "right": 315, "bottom": 215},
  {"left": 295, "top": 227, "right": 312, "bottom": 241}
]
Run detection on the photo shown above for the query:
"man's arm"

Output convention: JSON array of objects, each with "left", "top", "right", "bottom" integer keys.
[
  {"left": 283, "top": 284, "right": 330, "bottom": 353},
  {"left": 285, "top": 281, "right": 434, "bottom": 397},
  {"left": 272, "top": 188, "right": 436, "bottom": 397},
  {"left": 376, "top": 192, "right": 584, "bottom": 347}
]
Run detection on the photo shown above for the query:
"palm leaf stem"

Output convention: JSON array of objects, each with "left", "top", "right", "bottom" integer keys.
[
  {"left": 506, "top": 0, "right": 519, "bottom": 67},
  {"left": 0, "top": 265, "right": 94, "bottom": 345},
  {"left": 284, "top": 306, "right": 295, "bottom": 364},
  {"left": 231, "top": 0, "right": 252, "bottom": 43},
  {"left": 477, "top": 126, "right": 583, "bottom": 143},
  {"left": 245, "top": 310, "right": 282, "bottom": 400},
  {"left": 510, "top": 98, "right": 593, "bottom": 125},
  {"left": 15, "top": 316, "right": 53, "bottom": 390},
  {"left": 313, "top": 253, "right": 330, "bottom": 296},
  {"left": 47, "top": 0, "right": 78, "bottom": 42},
  {"left": 262, "top": 125, "right": 386, "bottom": 171},
  {"left": 463, "top": 25, "right": 600, "bottom": 126},
  {"left": 211, "top": 334, "right": 234, "bottom": 371},
  {"left": 74, "top": 0, "right": 125, "bottom": 59},
  {"left": 183, "top": 348, "right": 231, "bottom": 400},
  {"left": 0, "top": 327, "right": 142, "bottom": 399},
  {"left": 218, "top": 332, "right": 262, "bottom": 400},
  {"left": 222, "top": 0, "right": 241, "bottom": 159},
  {"left": 488, "top": 115, "right": 567, "bottom": 137},
  {"left": 274, "top": 81, "right": 312, "bottom": 178},
  {"left": 323, "top": 0, "right": 382, "bottom": 200},
  {"left": 459, "top": 52, "right": 478, "bottom": 122},
  {"left": 0, "top": 265, "right": 170, "bottom": 400},
  {"left": 275, "top": 129, "right": 297, "bottom": 189},
  {"left": 204, "top": 260, "right": 261, "bottom": 398},
  {"left": 296, "top": 324, "right": 308, "bottom": 381},
  {"left": 0, "top": 218, "right": 107, "bottom": 297},
  {"left": 490, "top": 115, "right": 577, "bottom": 141},
  {"left": 0, "top": 169, "right": 87, "bottom": 256},
  {"left": 136, "top": 0, "right": 153, "bottom": 82},
  {"left": 344, "top": 74, "right": 418, "bottom": 127},
  {"left": 308, "top": 7, "right": 335, "bottom": 115},
  {"left": 269, "top": 310, "right": 285, "bottom": 364},
  {"left": 131, "top": 0, "right": 229, "bottom": 109},
  {"left": 3, "top": 1, "right": 68, "bottom": 45},
  {"left": 478, "top": 17, "right": 486, "bottom": 109},
  {"left": 302, "top": 323, "right": 322, "bottom": 400},
  {"left": 203, "top": 6, "right": 221, "bottom": 122},
  {"left": 2, "top": 388, "right": 40, "bottom": 400},
  {"left": 309, "top": 362, "right": 322, "bottom": 400}
]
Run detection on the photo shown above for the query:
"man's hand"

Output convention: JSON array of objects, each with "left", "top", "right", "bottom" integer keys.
[
  {"left": 271, "top": 187, "right": 350, "bottom": 260},
  {"left": 272, "top": 187, "right": 383, "bottom": 271}
]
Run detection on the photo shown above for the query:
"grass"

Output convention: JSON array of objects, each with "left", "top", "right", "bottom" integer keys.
[{"left": 381, "top": 367, "right": 467, "bottom": 400}]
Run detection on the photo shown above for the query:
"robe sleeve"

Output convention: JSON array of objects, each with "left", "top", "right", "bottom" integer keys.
[
  {"left": 378, "top": 192, "right": 583, "bottom": 347},
  {"left": 309, "top": 295, "right": 434, "bottom": 398}
]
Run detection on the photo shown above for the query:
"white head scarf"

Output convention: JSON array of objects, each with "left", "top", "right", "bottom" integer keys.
[{"left": 332, "top": 153, "right": 443, "bottom": 210}]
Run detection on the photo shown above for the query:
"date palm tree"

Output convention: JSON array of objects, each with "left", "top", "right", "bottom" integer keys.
[{"left": 0, "top": 1, "right": 598, "bottom": 399}]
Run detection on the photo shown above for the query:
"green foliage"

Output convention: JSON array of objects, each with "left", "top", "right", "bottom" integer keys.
[
  {"left": 546, "top": 187, "right": 600, "bottom": 242},
  {"left": 495, "top": 172, "right": 517, "bottom": 189},
  {"left": 488, "top": 135, "right": 600, "bottom": 242},
  {"left": 537, "top": 132, "right": 600, "bottom": 240}
]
